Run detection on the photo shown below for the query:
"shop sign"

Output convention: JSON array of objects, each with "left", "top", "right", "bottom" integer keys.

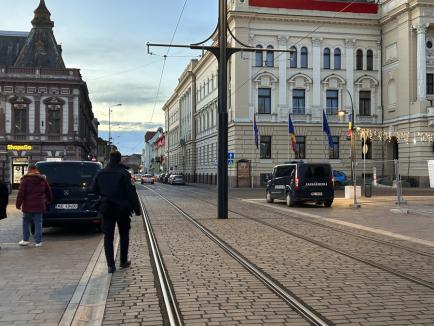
[
  {"left": 7, "top": 144, "right": 33, "bottom": 151},
  {"left": 12, "top": 157, "right": 29, "bottom": 164}
]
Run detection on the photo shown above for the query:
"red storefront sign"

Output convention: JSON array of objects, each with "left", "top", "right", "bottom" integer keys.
[{"left": 249, "top": 0, "right": 378, "bottom": 14}]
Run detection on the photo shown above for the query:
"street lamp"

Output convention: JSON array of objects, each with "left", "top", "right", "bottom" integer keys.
[
  {"left": 337, "top": 89, "right": 361, "bottom": 208},
  {"left": 108, "top": 103, "right": 122, "bottom": 150}
]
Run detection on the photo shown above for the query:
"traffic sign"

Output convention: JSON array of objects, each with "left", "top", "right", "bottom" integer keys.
[{"left": 227, "top": 152, "right": 235, "bottom": 166}]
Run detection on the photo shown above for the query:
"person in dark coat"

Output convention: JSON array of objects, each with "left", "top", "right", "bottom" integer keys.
[
  {"left": 93, "top": 151, "right": 141, "bottom": 273},
  {"left": 0, "top": 180, "right": 8, "bottom": 221},
  {"left": 16, "top": 164, "right": 52, "bottom": 247}
]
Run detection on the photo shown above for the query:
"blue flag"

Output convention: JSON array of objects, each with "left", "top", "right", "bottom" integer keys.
[
  {"left": 322, "top": 110, "right": 334, "bottom": 148},
  {"left": 253, "top": 114, "right": 259, "bottom": 149}
]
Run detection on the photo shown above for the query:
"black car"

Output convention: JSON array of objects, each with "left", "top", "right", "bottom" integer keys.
[
  {"left": 163, "top": 173, "right": 171, "bottom": 184},
  {"left": 36, "top": 161, "right": 102, "bottom": 229},
  {"left": 266, "top": 162, "right": 334, "bottom": 207}
]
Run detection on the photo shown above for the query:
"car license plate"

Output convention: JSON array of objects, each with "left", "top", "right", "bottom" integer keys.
[
  {"left": 311, "top": 192, "right": 323, "bottom": 196},
  {"left": 55, "top": 204, "right": 78, "bottom": 209},
  {"left": 275, "top": 185, "right": 285, "bottom": 189}
]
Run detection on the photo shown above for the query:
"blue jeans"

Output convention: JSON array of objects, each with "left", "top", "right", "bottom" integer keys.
[{"left": 22, "top": 213, "right": 43, "bottom": 244}]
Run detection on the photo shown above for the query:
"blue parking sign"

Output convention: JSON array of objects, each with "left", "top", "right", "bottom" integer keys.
[{"left": 227, "top": 152, "right": 235, "bottom": 166}]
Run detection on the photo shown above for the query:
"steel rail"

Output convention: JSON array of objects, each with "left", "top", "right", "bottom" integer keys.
[
  {"left": 144, "top": 186, "right": 330, "bottom": 326},
  {"left": 139, "top": 196, "right": 183, "bottom": 326}
]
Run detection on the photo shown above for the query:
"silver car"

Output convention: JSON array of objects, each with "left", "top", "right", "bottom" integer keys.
[{"left": 170, "top": 175, "right": 185, "bottom": 185}]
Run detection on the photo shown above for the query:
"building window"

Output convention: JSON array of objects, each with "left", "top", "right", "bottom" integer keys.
[
  {"left": 329, "top": 136, "right": 339, "bottom": 159},
  {"left": 258, "top": 88, "right": 271, "bottom": 114},
  {"left": 301, "top": 47, "right": 308, "bottom": 68},
  {"left": 427, "top": 74, "right": 434, "bottom": 95},
  {"left": 334, "top": 48, "right": 341, "bottom": 70},
  {"left": 265, "top": 45, "right": 274, "bottom": 67},
  {"left": 289, "top": 46, "right": 297, "bottom": 68},
  {"left": 47, "top": 104, "right": 62, "bottom": 134},
  {"left": 255, "top": 45, "right": 263, "bottom": 67},
  {"left": 13, "top": 104, "right": 27, "bottom": 134},
  {"left": 326, "top": 90, "right": 339, "bottom": 115},
  {"left": 367, "top": 50, "right": 373, "bottom": 71},
  {"left": 295, "top": 136, "right": 306, "bottom": 159},
  {"left": 292, "top": 89, "right": 305, "bottom": 114},
  {"left": 356, "top": 49, "right": 363, "bottom": 70},
  {"left": 359, "top": 91, "right": 371, "bottom": 116},
  {"left": 260, "top": 136, "right": 272, "bottom": 159},
  {"left": 324, "top": 48, "right": 330, "bottom": 69},
  {"left": 362, "top": 138, "right": 372, "bottom": 159}
]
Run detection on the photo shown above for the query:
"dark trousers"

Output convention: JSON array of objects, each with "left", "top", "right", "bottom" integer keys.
[{"left": 102, "top": 211, "right": 131, "bottom": 268}]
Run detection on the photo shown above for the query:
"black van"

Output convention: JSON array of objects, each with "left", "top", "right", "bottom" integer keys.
[
  {"left": 36, "top": 161, "right": 102, "bottom": 229},
  {"left": 266, "top": 162, "right": 334, "bottom": 207}
]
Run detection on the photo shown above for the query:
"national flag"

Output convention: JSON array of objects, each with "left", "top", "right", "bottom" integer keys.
[
  {"left": 253, "top": 114, "right": 259, "bottom": 149},
  {"left": 322, "top": 110, "right": 334, "bottom": 148},
  {"left": 288, "top": 114, "right": 297, "bottom": 153}
]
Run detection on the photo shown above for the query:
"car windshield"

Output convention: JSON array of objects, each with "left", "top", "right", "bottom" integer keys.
[
  {"left": 37, "top": 162, "right": 100, "bottom": 187},
  {"left": 275, "top": 165, "right": 295, "bottom": 178},
  {"left": 299, "top": 164, "right": 331, "bottom": 179}
]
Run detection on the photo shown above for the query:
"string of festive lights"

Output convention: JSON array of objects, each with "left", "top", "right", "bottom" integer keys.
[{"left": 355, "top": 128, "right": 434, "bottom": 144}]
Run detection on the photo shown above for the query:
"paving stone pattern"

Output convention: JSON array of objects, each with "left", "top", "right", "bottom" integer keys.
[
  {"left": 140, "top": 189, "right": 310, "bottom": 326},
  {"left": 103, "top": 215, "right": 164, "bottom": 326},
  {"left": 0, "top": 206, "right": 101, "bottom": 326},
  {"left": 156, "top": 185, "right": 434, "bottom": 325}
]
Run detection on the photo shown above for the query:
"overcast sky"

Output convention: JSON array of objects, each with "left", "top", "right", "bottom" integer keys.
[{"left": 1, "top": 0, "right": 217, "bottom": 154}]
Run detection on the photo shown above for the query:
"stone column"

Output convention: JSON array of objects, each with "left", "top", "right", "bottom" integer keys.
[
  {"left": 345, "top": 39, "right": 355, "bottom": 111},
  {"left": 312, "top": 38, "right": 322, "bottom": 120},
  {"left": 278, "top": 35, "right": 288, "bottom": 121},
  {"left": 415, "top": 24, "right": 427, "bottom": 101}
]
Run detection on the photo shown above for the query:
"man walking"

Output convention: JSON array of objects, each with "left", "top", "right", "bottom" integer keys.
[
  {"left": 93, "top": 151, "right": 141, "bottom": 273},
  {"left": 16, "top": 164, "right": 52, "bottom": 247}
]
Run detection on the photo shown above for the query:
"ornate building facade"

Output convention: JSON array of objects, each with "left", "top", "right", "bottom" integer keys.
[
  {"left": 0, "top": 0, "right": 98, "bottom": 188},
  {"left": 163, "top": 0, "right": 434, "bottom": 187}
]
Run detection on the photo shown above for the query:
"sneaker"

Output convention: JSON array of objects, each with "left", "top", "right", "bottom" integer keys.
[
  {"left": 108, "top": 266, "right": 116, "bottom": 274},
  {"left": 120, "top": 261, "right": 131, "bottom": 269},
  {"left": 35, "top": 243, "right": 43, "bottom": 247},
  {"left": 18, "top": 240, "right": 29, "bottom": 246}
]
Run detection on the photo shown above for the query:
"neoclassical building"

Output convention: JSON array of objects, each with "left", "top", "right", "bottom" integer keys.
[
  {"left": 0, "top": 0, "right": 98, "bottom": 188},
  {"left": 163, "top": 0, "right": 434, "bottom": 187}
]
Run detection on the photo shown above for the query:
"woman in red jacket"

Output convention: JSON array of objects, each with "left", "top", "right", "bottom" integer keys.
[{"left": 16, "top": 164, "right": 52, "bottom": 247}]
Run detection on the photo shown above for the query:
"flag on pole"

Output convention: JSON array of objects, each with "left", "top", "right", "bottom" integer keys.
[
  {"left": 253, "top": 114, "right": 259, "bottom": 149},
  {"left": 288, "top": 114, "right": 297, "bottom": 153},
  {"left": 322, "top": 110, "right": 334, "bottom": 148}
]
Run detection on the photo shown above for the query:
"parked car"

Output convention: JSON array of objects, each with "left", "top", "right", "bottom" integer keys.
[
  {"left": 170, "top": 174, "right": 185, "bottom": 185},
  {"left": 163, "top": 173, "right": 172, "bottom": 184},
  {"left": 35, "top": 161, "right": 102, "bottom": 230},
  {"left": 168, "top": 174, "right": 175, "bottom": 184},
  {"left": 159, "top": 173, "right": 166, "bottom": 182},
  {"left": 266, "top": 162, "right": 334, "bottom": 207},
  {"left": 134, "top": 174, "right": 142, "bottom": 182},
  {"left": 141, "top": 174, "right": 154, "bottom": 184},
  {"left": 333, "top": 170, "right": 348, "bottom": 188}
]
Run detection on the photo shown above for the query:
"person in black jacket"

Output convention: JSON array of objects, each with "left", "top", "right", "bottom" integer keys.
[
  {"left": 0, "top": 180, "right": 8, "bottom": 221},
  {"left": 93, "top": 151, "right": 141, "bottom": 273}
]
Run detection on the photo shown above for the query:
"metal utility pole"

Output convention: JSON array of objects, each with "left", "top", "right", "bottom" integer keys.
[{"left": 147, "top": 0, "right": 290, "bottom": 219}]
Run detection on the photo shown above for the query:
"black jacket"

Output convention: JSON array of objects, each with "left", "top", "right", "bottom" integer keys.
[
  {"left": 0, "top": 181, "right": 8, "bottom": 219},
  {"left": 93, "top": 163, "right": 141, "bottom": 216}
]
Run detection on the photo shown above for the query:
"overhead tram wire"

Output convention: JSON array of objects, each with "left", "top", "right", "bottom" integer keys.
[{"left": 149, "top": 0, "right": 189, "bottom": 123}]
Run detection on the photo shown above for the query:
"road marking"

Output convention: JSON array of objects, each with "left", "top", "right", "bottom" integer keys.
[
  {"left": 243, "top": 199, "right": 434, "bottom": 248},
  {"left": 59, "top": 232, "right": 119, "bottom": 326}
]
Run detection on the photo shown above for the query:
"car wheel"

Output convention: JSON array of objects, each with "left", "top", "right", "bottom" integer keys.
[
  {"left": 286, "top": 192, "right": 295, "bottom": 207},
  {"left": 266, "top": 191, "right": 274, "bottom": 203},
  {"left": 324, "top": 201, "right": 333, "bottom": 208}
]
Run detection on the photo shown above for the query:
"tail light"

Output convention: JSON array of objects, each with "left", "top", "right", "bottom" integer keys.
[
  {"left": 328, "top": 176, "right": 334, "bottom": 187},
  {"left": 294, "top": 177, "right": 299, "bottom": 190}
]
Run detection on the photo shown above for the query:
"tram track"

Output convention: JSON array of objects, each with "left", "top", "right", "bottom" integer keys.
[
  {"left": 142, "top": 185, "right": 332, "bottom": 326},
  {"left": 152, "top": 183, "right": 434, "bottom": 291}
]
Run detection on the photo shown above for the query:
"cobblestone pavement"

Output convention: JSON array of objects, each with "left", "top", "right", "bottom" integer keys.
[
  {"left": 102, "top": 215, "right": 164, "bottom": 326},
  {"left": 149, "top": 183, "right": 434, "bottom": 325},
  {"left": 0, "top": 205, "right": 101, "bottom": 326},
  {"left": 138, "top": 188, "right": 311, "bottom": 325}
]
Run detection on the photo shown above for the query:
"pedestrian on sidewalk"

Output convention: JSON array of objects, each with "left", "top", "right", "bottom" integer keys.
[
  {"left": 93, "top": 151, "right": 141, "bottom": 274},
  {"left": 0, "top": 180, "right": 8, "bottom": 221},
  {"left": 16, "top": 164, "right": 52, "bottom": 247}
]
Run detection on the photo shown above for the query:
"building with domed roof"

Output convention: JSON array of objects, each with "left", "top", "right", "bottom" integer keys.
[{"left": 0, "top": 0, "right": 98, "bottom": 188}]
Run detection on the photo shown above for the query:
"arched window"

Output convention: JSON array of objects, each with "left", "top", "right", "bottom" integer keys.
[
  {"left": 324, "top": 48, "right": 330, "bottom": 69},
  {"left": 367, "top": 49, "right": 373, "bottom": 71},
  {"left": 300, "top": 47, "right": 308, "bottom": 68},
  {"left": 289, "top": 46, "right": 297, "bottom": 68},
  {"left": 356, "top": 49, "right": 363, "bottom": 70},
  {"left": 10, "top": 96, "right": 30, "bottom": 134},
  {"left": 255, "top": 45, "right": 263, "bottom": 67},
  {"left": 334, "top": 48, "right": 341, "bottom": 70},
  {"left": 265, "top": 45, "right": 274, "bottom": 67}
]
